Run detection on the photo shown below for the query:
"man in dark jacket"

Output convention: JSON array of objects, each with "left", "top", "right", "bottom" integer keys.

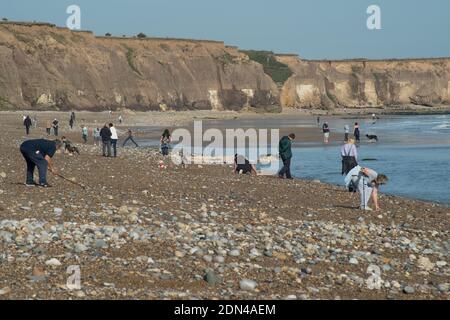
[
  {"left": 100, "top": 124, "right": 112, "bottom": 157},
  {"left": 24, "top": 116, "right": 32, "bottom": 135},
  {"left": 20, "top": 139, "right": 62, "bottom": 187},
  {"left": 278, "top": 133, "right": 295, "bottom": 179}
]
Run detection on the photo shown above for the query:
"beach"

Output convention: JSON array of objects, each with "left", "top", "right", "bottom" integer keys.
[{"left": 0, "top": 110, "right": 449, "bottom": 300}]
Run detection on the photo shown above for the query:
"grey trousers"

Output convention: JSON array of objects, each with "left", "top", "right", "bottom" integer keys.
[
  {"left": 102, "top": 141, "right": 112, "bottom": 157},
  {"left": 357, "top": 177, "right": 373, "bottom": 209}
]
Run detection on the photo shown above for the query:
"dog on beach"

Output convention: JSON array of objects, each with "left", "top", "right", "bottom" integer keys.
[{"left": 366, "top": 134, "right": 378, "bottom": 142}]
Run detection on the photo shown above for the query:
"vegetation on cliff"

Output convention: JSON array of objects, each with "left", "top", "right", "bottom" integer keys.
[{"left": 241, "top": 50, "right": 293, "bottom": 85}]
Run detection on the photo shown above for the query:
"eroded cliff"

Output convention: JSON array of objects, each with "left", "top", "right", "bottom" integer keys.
[
  {"left": 1, "top": 21, "right": 449, "bottom": 112},
  {"left": 277, "top": 55, "right": 450, "bottom": 109},
  {"left": 0, "top": 22, "right": 279, "bottom": 111}
]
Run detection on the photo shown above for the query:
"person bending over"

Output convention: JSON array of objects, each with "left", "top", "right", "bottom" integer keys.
[{"left": 234, "top": 154, "right": 257, "bottom": 176}]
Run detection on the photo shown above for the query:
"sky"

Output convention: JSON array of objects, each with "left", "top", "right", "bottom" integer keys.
[{"left": 1, "top": 0, "right": 449, "bottom": 60}]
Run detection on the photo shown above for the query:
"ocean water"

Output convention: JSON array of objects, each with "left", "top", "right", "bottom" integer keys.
[{"left": 139, "top": 114, "right": 450, "bottom": 204}]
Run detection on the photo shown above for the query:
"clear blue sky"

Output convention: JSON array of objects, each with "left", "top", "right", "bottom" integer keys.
[{"left": 1, "top": 0, "right": 449, "bottom": 59}]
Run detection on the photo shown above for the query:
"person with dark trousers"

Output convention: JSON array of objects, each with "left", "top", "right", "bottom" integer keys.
[
  {"left": 123, "top": 129, "right": 139, "bottom": 147},
  {"left": 160, "top": 129, "right": 171, "bottom": 156},
  {"left": 24, "top": 116, "right": 32, "bottom": 135},
  {"left": 278, "top": 133, "right": 295, "bottom": 180},
  {"left": 354, "top": 122, "right": 360, "bottom": 143},
  {"left": 100, "top": 124, "right": 112, "bottom": 157},
  {"left": 20, "top": 139, "right": 62, "bottom": 187},
  {"left": 234, "top": 154, "right": 257, "bottom": 176},
  {"left": 109, "top": 123, "right": 118, "bottom": 157},
  {"left": 52, "top": 119, "right": 59, "bottom": 136}
]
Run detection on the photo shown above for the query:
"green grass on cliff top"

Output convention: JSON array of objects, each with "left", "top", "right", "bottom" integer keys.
[{"left": 241, "top": 50, "right": 293, "bottom": 85}]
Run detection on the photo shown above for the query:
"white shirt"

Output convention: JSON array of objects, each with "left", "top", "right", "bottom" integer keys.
[{"left": 110, "top": 126, "right": 118, "bottom": 140}]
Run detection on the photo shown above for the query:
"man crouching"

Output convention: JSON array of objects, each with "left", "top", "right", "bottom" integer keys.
[{"left": 20, "top": 139, "right": 62, "bottom": 187}]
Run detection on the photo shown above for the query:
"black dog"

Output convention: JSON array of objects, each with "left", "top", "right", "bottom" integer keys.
[{"left": 366, "top": 134, "right": 378, "bottom": 142}]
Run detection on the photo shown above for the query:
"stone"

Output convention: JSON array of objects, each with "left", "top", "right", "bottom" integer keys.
[
  {"left": 45, "top": 258, "right": 62, "bottom": 266},
  {"left": 239, "top": 279, "right": 257, "bottom": 291},
  {"left": 417, "top": 256, "right": 434, "bottom": 271},
  {"left": 203, "top": 255, "right": 213, "bottom": 263},
  {"left": 74, "top": 243, "right": 89, "bottom": 253},
  {"left": 53, "top": 208, "right": 63, "bottom": 215},
  {"left": 0, "top": 172, "right": 6, "bottom": 178},
  {"left": 213, "top": 256, "right": 225, "bottom": 263},
  {"left": 403, "top": 286, "right": 415, "bottom": 294},
  {"left": 229, "top": 249, "right": 240, "bottom": 257},
  {"left": 349, "top": 257, "right": 359, "bottom": 265},
  {"left": 204, "top": 270, "right": 220, "bottom": 285},
  {"left": 0, "top": 287, "right": 11, "bottom": 295},
  {"left": 94, "top": 239, "right": 108, "bottom": 249}
]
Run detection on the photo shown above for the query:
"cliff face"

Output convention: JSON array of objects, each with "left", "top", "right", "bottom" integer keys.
[
  {"left": 278, "top": 55, "right": 450, "bottom": 109},
  {"left": 1, "top": 22, "right": 449, "bottom": 112},
  {"left": 0, "top": 23, "right": 279, "bottom": 111}
]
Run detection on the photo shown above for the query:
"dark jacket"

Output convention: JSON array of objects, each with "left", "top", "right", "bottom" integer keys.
[
  {"left": 100, "top": 126, "right": 112, "bottom": 142},
  {"left": 24, "top": 117, "right": 32, "bottom": 127},
  {"left": 279, "top": 136, "right": 292, "bottom": 160}
]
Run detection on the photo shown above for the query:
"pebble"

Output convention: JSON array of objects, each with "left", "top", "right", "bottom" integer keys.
[
  {"left": 403, "top": 286, "right": 415, "bottom": 294},
  {"left": 204, "top": 270, "right": 220, "bottom": 285},
  {"left": 229, "top": 249, "right": 240, "bottom": 257},
  {"left": 45, "top": 258, "right": 62, "bottom": 266},
  {"left": 239, "top": 279, "right": 257, "bottom": 291},
  {"left": 349, "top": 257, "right": 359, "bottom": 265},
  {"left": 0, "top": 287, "right": 11, "bottom": 295}
]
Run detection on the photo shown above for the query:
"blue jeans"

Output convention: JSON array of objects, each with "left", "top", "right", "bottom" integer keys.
[
  {"left": 278, "top": 158, "right": 292, "bottom": 179},
  {"left": 111, "top": 139, "right": 118, "bottom": 157},
  {"left": 20, "top": 148, "right": 48, "bottom": 185}
]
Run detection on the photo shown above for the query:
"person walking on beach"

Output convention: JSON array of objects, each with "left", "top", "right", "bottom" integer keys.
[
  {"left": 123, "top": 129, "right": 139, "bottom": 147},
  {"left": 278, "top": 133, "right": 295, "bottom": 180},
  {"left": 81, "top": 125, "right": 88, "bottom": 144},
  {"left": 52, "top": 119, "right": 59, "bottom": 136},
  {"left": 317, "top": 116, "right": 320, "bottom": 127},
  {"left": 322, "top": 122, "right": 330, "bottom": 144},
  {"left": 24, "top": 115, "right": 32, "bottom": 135},
  {"left": 46, "top": 120, "right": 52, "bottom": 135},
  {"left": 341, "top": 138, "right": 358, "bottom": 177},
  {"left": 69, "top": 117, "right": 74, "bottom": 130},
  {"left": 118, "top": 115, "right": 123, "bottom": 124},
  {"left": 344, "top": 124, "right": 350, "bottom": 141},
  {"left": 20, "top": 138, "right": 62, "bottom": 187},
  {"left": 160, "top": 129, "right": 171, "bottom": 156},
  {"left": 345, "top": 166, "right": 388, "bottom": 211},
  {"left": 100, "top": 124, "right": 112, "bottom": 157},
  {"left": 109, "top": 123, "right": 118, "bottom": 157},
  {"left": 354, "top": 122, "right": 360, "bottom": 143},
  {"left": 93, "top": 127, "right": 101, "bottom": 146}
]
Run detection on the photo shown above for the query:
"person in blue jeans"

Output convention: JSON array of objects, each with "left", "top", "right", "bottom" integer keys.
[
  {"left": 20, "top": 139, "right": 62, "bottom": 187},
  {"left": 278, "top": 133, "right": 295, "bottom": 179}
]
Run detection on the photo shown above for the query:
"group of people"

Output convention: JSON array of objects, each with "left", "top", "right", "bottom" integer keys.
[{"left": 321, "top": 121, "right": 361, "bottom": 144}]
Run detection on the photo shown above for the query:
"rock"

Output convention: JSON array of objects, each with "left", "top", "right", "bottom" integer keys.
[
  {"left": 229, "top": 249, "right": 240, "bottom": 257},
  {"left": 204, "top": 270, "right": 220, "bottom": 285},
  {"left": 437, "top": 283, "right": 449, "bottom": 293},
  {"left": 436, "top": 261, "right": 447, "bottom": 267},
  {"left": 213, "top": 256, "right": 225, "bottom": 263},
  {"left": 127, "top": 213, "right": 139, "bottom": 223},
  {"left": 403, "top": 286, "right": 415, "bottom": 294},
  {"left": 175, "top": 251, "right": 185, "bottom": 258},
  {"left": 45, "top": 258, "right": 62, "bottom": 266},
  {"left": 349, "top": 257, "right": 359, "bottom": 265},
  {"left": 0, "top": 287, "right": 11, "bottom": 295},
  {"left": 53, "top": 208, "right": 63, "bottom": 215},
  {"left": 74, "top": 243, "right": 89, "bottom": 253},
  {"left": 0, "top": 172, "right": 6, "bottom": 178},
  {"left": 417, "top": 256, "right": 434, "bottom": 271},
  {"left": 94, "top": 239, "right": 108, "bottom": 249},
  {"left": 239, "top": 279, "right": 258, "bottom": 291},
  {"left": 118, "top": 206, "right": 129, "bottom": 214},
  {"left": 202, "top": 255, "right": 213, "bottom": 263}
]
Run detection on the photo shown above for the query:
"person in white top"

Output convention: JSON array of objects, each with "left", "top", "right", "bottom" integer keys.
[{"left": 109, "top": 123, "right": 118, "bottom": 157}]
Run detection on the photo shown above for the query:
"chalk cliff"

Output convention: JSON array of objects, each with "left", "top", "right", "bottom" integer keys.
[
  {"left": 277, "top": 55, "right": 450, "bottom": 109},
  {"left": 0, "top": 22, "right": 279, "bottom": 111}
]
